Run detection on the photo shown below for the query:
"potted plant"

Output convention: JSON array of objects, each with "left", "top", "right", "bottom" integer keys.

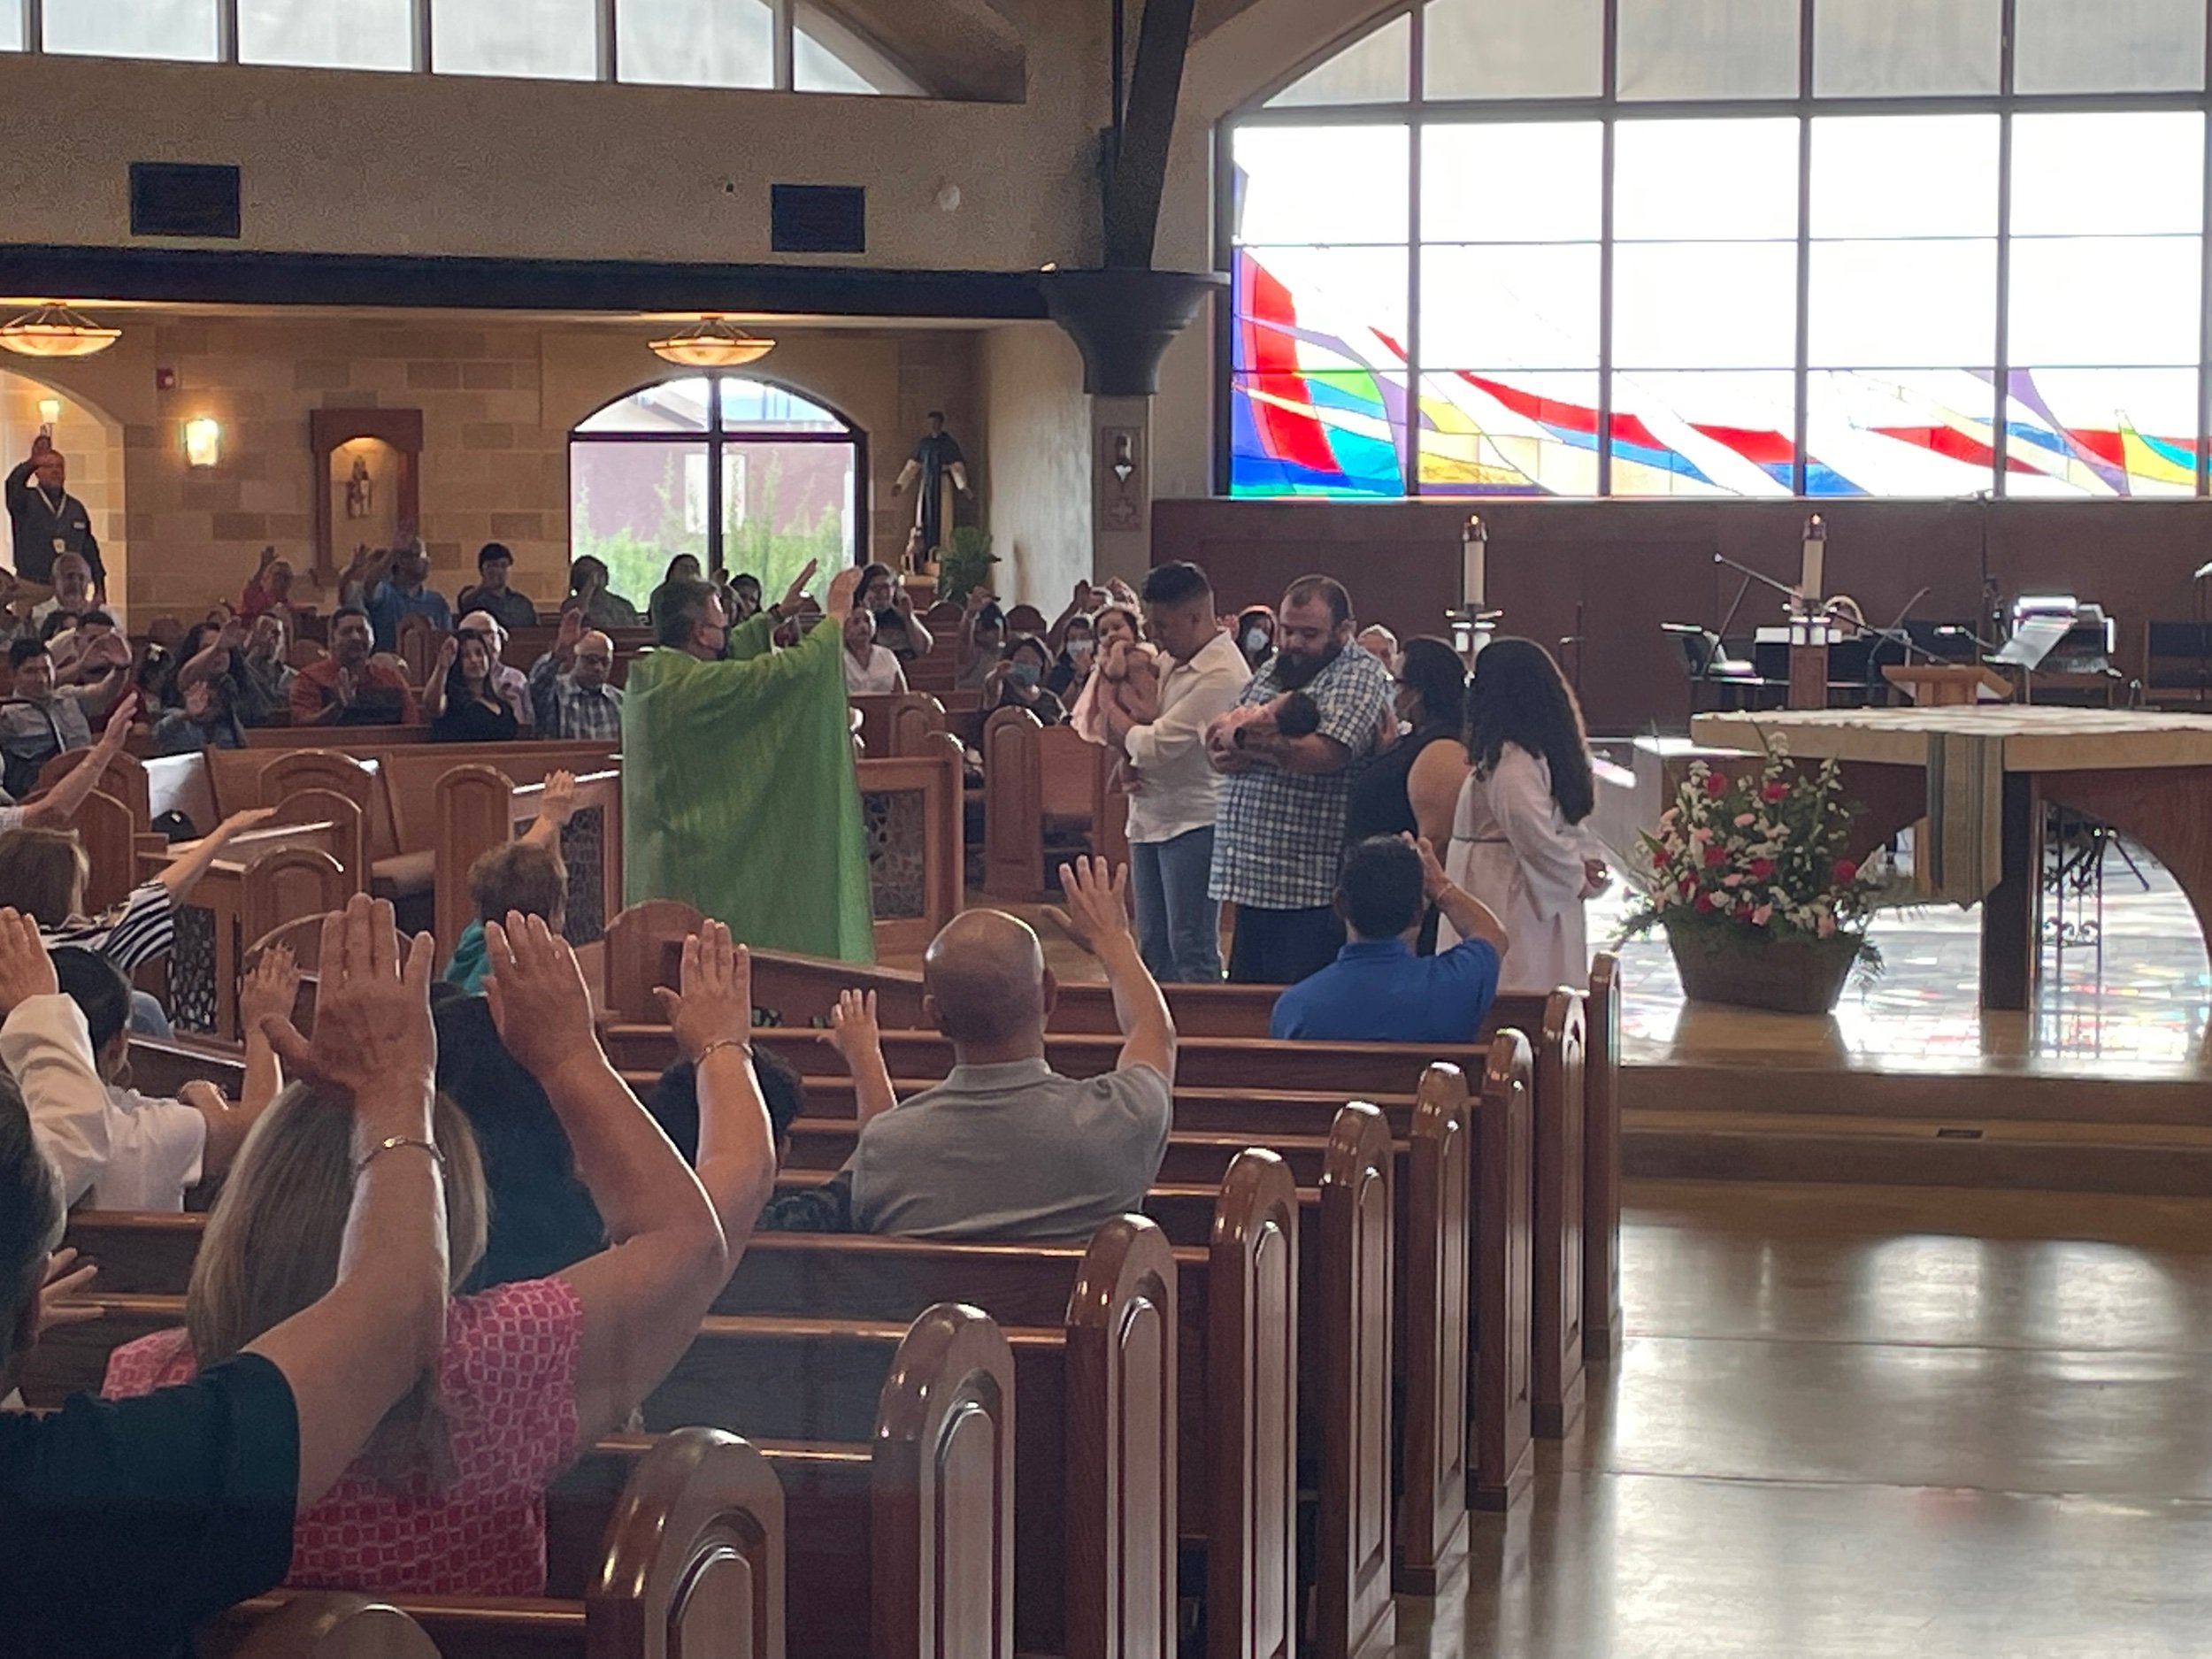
[
  {"left": 933, "top": 526, "right": 998, "bottom": 608},
  {"left": 1624, "top": 741, "right": 1880, "bottom": 1015}
]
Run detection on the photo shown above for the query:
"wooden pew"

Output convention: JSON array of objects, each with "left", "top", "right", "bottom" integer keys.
[
  {"left": 35, "top": 1304, "right": 1013, "bottom": 1659},
  {"left": 735, "top": 943, "right": 1624, "bottom": 1378},
  {"left": 651, "top": 1215, "right": 1199, "bottom": 1659},
  {"left": 205, "top": 1593, "right": 443, "bottom": 1658},
  {"left": 979, "top": 707, "right": 1120, "bottom": 902},
  {"left": 434, "top": 764, "right": 624, "bottom": 958}
]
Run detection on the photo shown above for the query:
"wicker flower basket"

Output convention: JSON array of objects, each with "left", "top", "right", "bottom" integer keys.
[{"left": 1664, "top": 921, "right": 1863, "bottom": 1015}]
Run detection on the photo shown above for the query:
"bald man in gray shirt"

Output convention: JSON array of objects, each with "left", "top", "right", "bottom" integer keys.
[{"left": 844, "top": 857, "right": 1177, "bottom": 1240}]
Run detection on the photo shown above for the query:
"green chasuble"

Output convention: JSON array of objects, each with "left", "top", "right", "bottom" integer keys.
[{"left": 622, "top": 611, "right": 875, "bottom": 963}]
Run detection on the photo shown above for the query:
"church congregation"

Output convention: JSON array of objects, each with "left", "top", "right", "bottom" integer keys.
[{"left": 7, "top": 1, "right": 2212, "bottom": 1655}]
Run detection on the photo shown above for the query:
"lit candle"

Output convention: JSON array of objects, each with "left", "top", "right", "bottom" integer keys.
[
  {"left": 1463, "top": 514, "right": 1487, "bottom": 609},
  {"left": 1801, "top": 512, "right": 1826, "bottom": 605}
]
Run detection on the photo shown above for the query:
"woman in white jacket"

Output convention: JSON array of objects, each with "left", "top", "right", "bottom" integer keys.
[{"left": 1441, "top": 637, "right": 1606, "bottom": 993}]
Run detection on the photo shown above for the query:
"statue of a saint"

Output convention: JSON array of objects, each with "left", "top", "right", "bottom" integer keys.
[
  {"left": 891, "top": 411, "right": 970, "bottom": 556},
  {"left": 344, "top": 454, "right": 374, "bottom": 520}
]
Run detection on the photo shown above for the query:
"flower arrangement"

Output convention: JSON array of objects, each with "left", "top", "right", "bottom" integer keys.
[{"left": 1625, "top": 739, "right": 1882, "bottom": 972}]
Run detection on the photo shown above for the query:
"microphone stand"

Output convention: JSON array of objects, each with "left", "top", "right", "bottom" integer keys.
[{"left": 1709, "top": 552, "right": 1942, "bottom": 666}]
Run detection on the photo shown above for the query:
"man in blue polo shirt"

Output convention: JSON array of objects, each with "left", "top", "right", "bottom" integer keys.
[{"left": 1270, "top": 834, "right": 1509, "bottom": 1043}]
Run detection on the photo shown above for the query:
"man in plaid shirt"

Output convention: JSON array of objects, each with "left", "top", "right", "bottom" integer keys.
[
  {"left": 528, "top": 610, "right": 623, "bottom": 741},
  {"left": 1209, "top": 573, "right": 1395, "bottom": 983}
]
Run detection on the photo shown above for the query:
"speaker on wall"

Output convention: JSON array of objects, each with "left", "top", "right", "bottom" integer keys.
[
  {"left": 130, "top": 162, "right": 242, "bottom": 239},
  {"left": 771, "top": 184, "right": 865, "bottom": 255}
]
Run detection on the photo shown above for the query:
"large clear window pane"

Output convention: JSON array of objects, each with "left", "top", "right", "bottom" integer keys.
[
  {"left": 1, "top": 7, "right": 24, "bottom": 47},
  {"left": 575, "top": 378, "right": 713, "bottom": 434},
  {"left": 1232, "top": 248, "right": 1409, "bottom": 372},
  {"left": 1423, "top": 123, "right": 1603, "bottom": 243},
  {"left": 1422, "top": 246, "right": 1601, "bottom": 369},
  {"left": 2004, "top": 369, "right": 2200, "bottom": 496},
  {"left": 1232, "top": 126, "right": 1410, "bottom": 246},
  {"left": 1614, "top": 243, "right": 1799, "bottom": 368},
  {"left": 434, "top": 0, "right": 595, "bottom": 80},
  {"left": 721, "top": 442, "right": 855, "bottom": 597},
  {"left": 1811, "top": 116, "right": 2000, "bottom": 238},
  {"left": 619, "top": 0, "right": 773, "bottom": 88},
  {"left": 795, "top": 5, "right": 921, "bottom": 94},
  {"left": 2015, "top": 0, "right": 2206, "bottom": 94},
  {"left": 1809, "top": 241, "right": 1997, "bottom": 365},
  {"left": 2011, "top": 113, "right": 2205, "bottom": 236},
  {"left": 1614, "top": 119, "right": 1800, "bottom": 241},
  {"left": 1609, "top": 371, "right": 1799, "bottom": 496},
  {"left": 242, "top": 0, "right": 412, "bottom": 69},
  {"left": 1232, "top": 369, "right": 1409, "bottom": 496},
  {"left": 1804, "top": 369, "right": 1997, "bottom": 495},
  {"left": 1267, "top": 13, "right": 1411, "bottom": 107},
  {"left": 1617, "top": 0, "right": 1799, "bottom": 100},
  {"left": 1419, "top": 370, "right": 1602, "bottom": 495},
  {"left": 1424, "top": 0, "right": 1602, "bottom": 98},
  {"left": 571, "top": 442, "right": 709, "bottom": 607},
  {"left": 720, "top": 377, "right": 849, "bottom": 432},
  {"left": 2009, "top": 237, "right": 2201, "bottom": 365},
  {"left": 44, "top": 0, "right": 219, "bottom": 59},
  {"left": 1813, "top": 0, "right": 2001, "bottom": 96}
]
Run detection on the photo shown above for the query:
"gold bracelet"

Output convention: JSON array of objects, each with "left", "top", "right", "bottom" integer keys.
[
  {"left": 695, "top": 1037, "right": 754, "bottom": 1066},
  {"left": 355, "top": 1135, "right": 448, "bottom": 1177}
]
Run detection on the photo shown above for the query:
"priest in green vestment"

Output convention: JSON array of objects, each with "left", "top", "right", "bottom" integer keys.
[{"left": 623, "top": 558, "right": 876, "bottom": 962}]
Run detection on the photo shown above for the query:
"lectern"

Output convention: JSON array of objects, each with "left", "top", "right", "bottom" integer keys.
[{"left": 1881, "top": 664, "right": 2012, "bottom": 707}]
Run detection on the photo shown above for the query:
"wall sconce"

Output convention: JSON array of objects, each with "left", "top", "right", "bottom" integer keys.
[
  {"left": 35, "top": 398, "right": 60, "bottom": 426},
  {"left": 182, "top": 416, "right": 221, "bottom": 469}
]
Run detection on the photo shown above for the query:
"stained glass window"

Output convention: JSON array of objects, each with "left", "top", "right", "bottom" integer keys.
[{"left": 1227, "top": 3, "right": 2211, "bottom": 502}]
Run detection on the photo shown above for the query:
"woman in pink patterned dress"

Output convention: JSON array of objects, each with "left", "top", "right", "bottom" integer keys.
[{"left": 104, "top": 913, "right": 775, "bottom": 1598}]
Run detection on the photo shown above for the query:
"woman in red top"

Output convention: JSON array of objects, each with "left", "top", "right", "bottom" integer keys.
[
  {"left": 237, "top": 549, "right": 295, "bottom": 621},
  {"left": 104, "top": 914, "right": 777, "bottom": 1598}
]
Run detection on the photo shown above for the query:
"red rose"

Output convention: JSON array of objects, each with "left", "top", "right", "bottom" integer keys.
[
  {"left": 1703, "top": 772, "right": 1729, "bottom": 797},
  {"left": 1761, "top": 781, "right": 1788, "bottom": 803},
  {"left": 1736, "top": 898, "right": 1755, "bottom": 918},
  {"left": 1694, "top": 892, "right": 1716, "bottom": 912},
  {"left": 1749, "top": 857, "right": 1775, "bottom": 879},
  {"left": 1703, "top": 844, "right": 1727, "bottom": 867},
  {"left": 1833, "top": 859, "right": 1859, "bottom": 883}
]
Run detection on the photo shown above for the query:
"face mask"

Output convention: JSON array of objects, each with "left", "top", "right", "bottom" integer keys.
[
  {"left": 1070, "top": 640, "right": 1095, "bottom": 660},
  {"left": 1244, "top": 628, "right": 1271, "bottom": 655},
  {"left": 1011, "top": 660, "right": 1042, "bottom": 688}
]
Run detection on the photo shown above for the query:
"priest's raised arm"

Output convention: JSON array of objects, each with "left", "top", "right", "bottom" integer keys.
[{"left": 622, "top": 562, "right": 874, "bottom": 963}]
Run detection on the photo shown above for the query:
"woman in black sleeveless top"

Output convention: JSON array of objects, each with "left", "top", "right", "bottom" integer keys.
[{"left": 1346, "top": 636, "right": 1471, "bottom": 952}]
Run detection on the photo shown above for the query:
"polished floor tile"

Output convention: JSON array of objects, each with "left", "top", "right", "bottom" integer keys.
[{"left": 1396, "top": 1180, "right": 2212, "bottom": 1657}]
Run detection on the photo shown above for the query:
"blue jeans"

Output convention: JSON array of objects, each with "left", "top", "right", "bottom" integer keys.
[{"left": 1131, "top": 826, "right": 1221, "bottom": 983}]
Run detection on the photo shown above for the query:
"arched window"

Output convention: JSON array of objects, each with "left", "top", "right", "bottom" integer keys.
[
  {"left": 569, "top": 375, "right": 863, "bottom": 612},
  {"left": 1226, "top": 0, "right": 2210, "bottom": 500}
]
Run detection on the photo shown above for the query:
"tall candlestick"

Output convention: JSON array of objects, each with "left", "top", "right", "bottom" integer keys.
[
  {"left": 1801, "top": 512, "right": 1826, "bottom": 605},
  {"left": 1463, "top": 514, "right": 1487, "bottom": 609}
]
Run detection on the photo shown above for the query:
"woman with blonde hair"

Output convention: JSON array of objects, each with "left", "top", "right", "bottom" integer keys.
[{"left": 104, "top": 913, "right": 779, "bottom": 1598}]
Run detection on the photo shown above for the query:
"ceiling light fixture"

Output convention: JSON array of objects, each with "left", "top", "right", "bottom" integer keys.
[
  {"left": 0, "top": 302, "right": 121, "bottom": 359},
  {"left": 648, "top": 315, "right": 776, "bottom": 368}
]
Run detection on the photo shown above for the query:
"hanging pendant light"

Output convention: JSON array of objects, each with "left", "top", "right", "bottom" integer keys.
[
  {"left": 648, "top": 315, "right": 776, "bottom": 368},
  {"left": 0, "top": 302, "right": 121, "bottom": 359}
]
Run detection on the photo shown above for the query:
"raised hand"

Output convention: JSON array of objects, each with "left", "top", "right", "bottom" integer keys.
[
  {"left": 482, "top": 912, "right": 599, "bottom": 1082},
  {"left": 1407, "top": 833, "right": 1451, "bottom": 902},
  {"left": 334, "top": 667, "right": 357, "bottom": 708},
  {"left": 652, "top": 919, "right": 753, "bottom": 1065},
  {"left": 94, "top": 691, "right": 137, "bottom": 752},
  {"left": 434, "top": 636, "right": 459, "bottom": 676},
  {"left": 964, "top": 586, "right": 993, "bottom": 614},
  {"left": 538, "top": 769, "right": 578, "bottom": 828},
  {"left": 239, "top": 943, "right": 301, "bottom": 1037},
  {"left": 893, "top": 586, "right": 916, "bottom": 618},
  {"left": 257, "top": 896, "right": 435, "bottom": 1137},
  {"left": 780, "top": 558, "right": 821, "bottom": 615},
  {"left": 35, "top": 1248, "right": 100, "bottom": 1336},
  {"left": 217, "top": 806, "right": 278, "bottom": 839},
  {"left": 1042, "top": 856, "right": 1134, "bottom": 958},
  {"left": 0, "top": 910, "right": 58, "bottom": 1012},
  {"left": 818, "top": 988, "right": 880, "bottom": 1071},
  {"left": 826, "top": 563, "right": 864, "bottom": 618}
]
